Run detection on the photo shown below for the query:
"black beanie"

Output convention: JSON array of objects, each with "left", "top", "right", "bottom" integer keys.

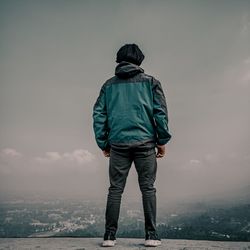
[{"left": 116, "top": 44, "right": 145, "bottom": 66}]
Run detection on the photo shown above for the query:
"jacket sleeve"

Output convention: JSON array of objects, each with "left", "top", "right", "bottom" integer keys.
[
  {"left": 92, "top": 84, "right": 110, "bottom": 150},
  {"left": 152, "top": 77, "right": 172, "bottom": 145}
]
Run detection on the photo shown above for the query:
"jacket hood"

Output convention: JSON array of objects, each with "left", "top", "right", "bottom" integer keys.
[{"left": 115, "top": 61, "right": 144, "bottom": 79}]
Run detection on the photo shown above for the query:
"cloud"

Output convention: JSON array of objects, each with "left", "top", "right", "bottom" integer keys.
[
  {"left": 62, "top": 149, "right": 95, "bottom": 164},
  {"left": 244, "top": 57, "right": 250, "bottom": 64},
  {"left": 0, "top": 148, "right": 96, "bottom": 171},
  {"left": 220, "top": 58, "right": 250, "bottom": 88},
  {"left": 240, "top": 13, "right": 250, "bottom": 36},
  {"left": 1, "top": 148, "right": 22, "bottom": 158},
  {"left": 34, "top": 149, "right": 95, "bottom": 165},
  {"left": 189, "top": 159, "right": 201, "bottom": 165},
  {"left": 34, "top": 152, "right": 61, "bottom": 164},
  {"left": 241, "top": 70, "right": 250, "bottom": 84}
]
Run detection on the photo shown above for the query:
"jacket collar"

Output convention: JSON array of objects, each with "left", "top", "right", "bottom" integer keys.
[{"left": 115, "top": 61, "right": 144, "bottom": 79}]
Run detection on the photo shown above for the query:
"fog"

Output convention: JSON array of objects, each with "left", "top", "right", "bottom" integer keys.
[{"left": 0, "top": 0, "right": 249, "bottom": 205}]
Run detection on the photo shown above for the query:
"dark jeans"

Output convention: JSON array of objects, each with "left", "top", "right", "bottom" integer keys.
[{"left": 104, "top": 146, "right": 158, "bottom": 237}]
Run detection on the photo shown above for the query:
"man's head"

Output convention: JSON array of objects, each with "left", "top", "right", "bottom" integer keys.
[{"left": 116, "top": 43, "right": 145, "bottom": 66}]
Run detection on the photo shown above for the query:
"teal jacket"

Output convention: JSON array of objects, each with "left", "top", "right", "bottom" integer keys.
[{"left": 92, "top": 61, "right": 172, "bottom": 150}]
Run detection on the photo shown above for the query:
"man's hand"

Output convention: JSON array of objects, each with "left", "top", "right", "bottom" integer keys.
[
  {"left": 102, "top": 148, "right": 111, "bottom": 157},
  {"left": 156, "top": 144, "right": 166, "bottom": 158}
]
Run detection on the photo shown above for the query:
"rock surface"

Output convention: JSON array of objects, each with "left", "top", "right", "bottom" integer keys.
[{"left": 0, "top": 238, "right": 249, "bottom": 250}]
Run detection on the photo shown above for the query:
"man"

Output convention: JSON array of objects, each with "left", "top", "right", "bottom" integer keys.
[{"left": 92, "top": 44, "right": 172, "bottom": 247}]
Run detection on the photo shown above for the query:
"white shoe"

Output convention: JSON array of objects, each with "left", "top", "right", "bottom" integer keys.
[
  {"left": 102, "top": 239, "right": 116, "bottom": 247},
  {"left": 145, "top": 239, "right": 161, "bottom": 247}
]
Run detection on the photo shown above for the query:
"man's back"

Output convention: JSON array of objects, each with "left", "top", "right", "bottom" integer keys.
[
  {"left": 104, "top": 61, "right": 157, "bottom": 146},
  {"left": 93, "top": 60, "right": 171, "bottom": 150}
]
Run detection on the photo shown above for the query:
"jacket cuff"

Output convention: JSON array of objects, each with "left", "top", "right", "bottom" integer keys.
[
  {"left": 99, "top": 141, "right": 111, "bottom": 151},
  {"left": 157, "top": 135, "right": 172, "bottom": 145}
]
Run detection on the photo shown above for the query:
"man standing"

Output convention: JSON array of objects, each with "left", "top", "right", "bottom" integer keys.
[{"left": 92, "top": 44, "right": 172, "bottom": 247}]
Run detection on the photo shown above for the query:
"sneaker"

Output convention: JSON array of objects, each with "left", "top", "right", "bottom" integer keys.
[
  {"left": 145, "top": 239, "right": 161, "bottom": 247},
  {"left": 102, "top": 231, "right": 116, "bottom": 247},
  {"left": 102, "top": 240, "right": 116, "bottom": 247},
  {"left": 145, "top": 231, "right": 161, "bottom": 247}
]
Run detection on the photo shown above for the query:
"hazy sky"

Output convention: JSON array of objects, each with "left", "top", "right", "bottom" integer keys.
[{"left": 0, "top": 0, "right": 249, "bottom": 203}]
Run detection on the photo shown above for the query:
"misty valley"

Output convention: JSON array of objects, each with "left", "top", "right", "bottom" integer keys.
[{"left": 0, "top": 196, "right": 249, "bottom": 241}]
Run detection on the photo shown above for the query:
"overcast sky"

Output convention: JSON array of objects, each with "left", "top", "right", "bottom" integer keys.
[{"left": 0, "top": 0, "right": 249, "bottom": 203}]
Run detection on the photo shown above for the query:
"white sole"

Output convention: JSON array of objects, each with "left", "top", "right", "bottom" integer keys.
[
  {"left": 102, "top": 240, "right": 116, "bottom": 247},
  {"left": 145, "top": 239, "right": 161, "bottom": 247}
]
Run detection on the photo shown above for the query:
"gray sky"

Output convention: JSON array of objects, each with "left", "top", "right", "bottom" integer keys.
[{"left": 0, "top": 0, "right": 250, "bottom": 203}]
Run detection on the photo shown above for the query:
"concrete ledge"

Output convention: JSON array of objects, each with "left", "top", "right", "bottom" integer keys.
[{"left": 0, "top": 238, "right": 249, "bottom": 250}]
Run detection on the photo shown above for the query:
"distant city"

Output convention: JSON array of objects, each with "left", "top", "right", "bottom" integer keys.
[{"left": 0, "top": 190, "right": 249, "bottom": 241}]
